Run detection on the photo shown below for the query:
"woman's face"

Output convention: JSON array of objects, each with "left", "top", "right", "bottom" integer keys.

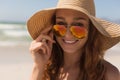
[{"left": 54, "top": 9, "right": 89, "bottom": 54}]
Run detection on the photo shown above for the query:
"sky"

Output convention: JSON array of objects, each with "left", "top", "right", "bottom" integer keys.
[{"left": 0, "top": 0, "right": 120, "bottom": 22}]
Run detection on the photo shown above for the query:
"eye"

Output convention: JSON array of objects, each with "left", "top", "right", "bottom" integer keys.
[
  {"left": 56, "top": 21, "right": 66, "bottom": 25},
  {"left": 72, "top": 23, "right": 84, "bottom": 27}
]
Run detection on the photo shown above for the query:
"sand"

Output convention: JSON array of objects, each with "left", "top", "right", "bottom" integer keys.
[
  {"left": 0, "top": 43, "right": 33, "bottom": 80},
  {"left": 0, "top": 43, "right": 119, "bottom": 80}
]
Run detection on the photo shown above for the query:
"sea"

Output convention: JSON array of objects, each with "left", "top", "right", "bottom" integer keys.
[{"left": 0, "top": 22, "right": 32, "bottom": 46}]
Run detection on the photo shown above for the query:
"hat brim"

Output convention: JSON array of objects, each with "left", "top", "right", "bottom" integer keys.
[{"left": 27, "top": 8, "right": 120, "bottom": 50}]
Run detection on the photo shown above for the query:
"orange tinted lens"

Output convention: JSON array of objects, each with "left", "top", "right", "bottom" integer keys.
[
  {"left": 70, "top": 26, "right": 87, "bottom": 38},
  {"left": 53, "top": 25, "right": 66, "bottom": 37}
]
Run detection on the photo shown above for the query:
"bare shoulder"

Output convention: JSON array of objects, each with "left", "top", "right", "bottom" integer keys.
[{"left": 103, "top": 60, "right": 120, "bottom": 80}]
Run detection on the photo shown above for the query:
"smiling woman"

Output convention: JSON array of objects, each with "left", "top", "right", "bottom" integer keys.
[{"left": 27, "top": 0, "right": 120, "bottom": 80}]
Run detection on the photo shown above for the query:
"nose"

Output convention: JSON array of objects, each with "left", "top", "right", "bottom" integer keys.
[{"left": 64, "top": 27, "right": 73, "bottom": 39}]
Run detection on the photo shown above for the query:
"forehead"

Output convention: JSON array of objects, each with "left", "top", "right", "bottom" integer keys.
[{"left": 56, "top": 9, "right": 89, "bottom": 19}]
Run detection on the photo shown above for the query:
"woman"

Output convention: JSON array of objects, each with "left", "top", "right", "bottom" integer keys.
[{"left": 27, "top": 0, "right": 120, "bottom": 80}]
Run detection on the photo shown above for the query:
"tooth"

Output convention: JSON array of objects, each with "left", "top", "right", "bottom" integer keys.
[{"left": 65, "top": 40, "right": 76, "bottom": 43}]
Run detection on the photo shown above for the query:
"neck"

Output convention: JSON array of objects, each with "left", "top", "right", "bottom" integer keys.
[{"left": 63, "top": 51, "right": 82, "bottom": 69}]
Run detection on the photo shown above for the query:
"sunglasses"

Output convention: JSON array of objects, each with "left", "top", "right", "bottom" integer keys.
[{"left": 53, "top": 24, "right": 87, "bottom": 39}]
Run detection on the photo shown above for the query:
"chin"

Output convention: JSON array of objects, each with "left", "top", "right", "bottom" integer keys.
[{"left": 63, "top": 48, "right": 80, "bottom": 54}]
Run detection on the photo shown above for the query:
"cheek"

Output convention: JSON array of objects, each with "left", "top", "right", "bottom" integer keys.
[
  {"left": 77, "top": 34, "right": 88, "bottom": 49},
  {"left": 78, "top": 37, "right": 88, "bottom": 48}
]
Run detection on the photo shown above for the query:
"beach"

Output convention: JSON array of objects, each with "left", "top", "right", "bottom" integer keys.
[
  {"left": 105, "top": 43, "right": 120, "bottom": 70},
  {"left": 0, "top": 23, "right": 33, "bottom": 80},
  {"left": 0, "top": 23, "right": 120, "bottom": 80},
  {"left": 0, "top": 43, "right": 32, "bottom": 80}
]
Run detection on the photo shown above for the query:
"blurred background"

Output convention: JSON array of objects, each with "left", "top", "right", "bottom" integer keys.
[{"left": 0, "top": 0, "right": 120, "bottom": 80}]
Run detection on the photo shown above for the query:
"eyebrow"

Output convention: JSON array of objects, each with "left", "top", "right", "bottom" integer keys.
[
  {"left": 56, "top": 17, "right": 65, "bottom": 20},
  {"left": 74, "top": 17, "right": 88, "bottom": 21}
]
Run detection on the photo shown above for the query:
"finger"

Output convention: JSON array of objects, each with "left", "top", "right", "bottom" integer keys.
[
  {"left": 44, "top": 42, "right": 51, "bottom": 56},
  {"left": 35, "top": 44, "right": 46, "bottom": 54},
  {"left": 48, "top": 29, "right": 54, "bottom": 39},
  {"left": 35, "top": 34, "right": 43, "bottom": 42},
  {"left": 45, "top": 30, "right": 55, "bottom": 44},
  {"left": 36, "top": 34, "right": 55, "bottom": 43},
  {"left": 48, "top": 31, "right": 55, "bottom": 49},
  {"left": 35, "top": 25, "right": 52, "bottom": 41},
  {"left": 38, "top": 46, "right": 46, "bottom": 54},
  {"left": 30, "top": 42, "right": 46, "bottom": 54},
  {"left": 45, "top": 42, "right": 53, "bottom": 56},
  {"left": 41, "top": 25, "right": 52, "bottom": 34}
]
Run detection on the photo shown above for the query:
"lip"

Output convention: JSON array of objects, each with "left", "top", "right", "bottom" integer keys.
[{"left": 63, "top": 39, "right": 78, "bottom": 44}]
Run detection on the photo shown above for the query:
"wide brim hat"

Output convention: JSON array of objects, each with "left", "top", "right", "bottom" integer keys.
[{"left": 27, "top": 0, "right": 120, "bottom": 50}]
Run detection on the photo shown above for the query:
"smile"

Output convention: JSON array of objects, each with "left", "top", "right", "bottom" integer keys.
[{"left": 63, "top": 39, "right": 78, "bottom": 44}]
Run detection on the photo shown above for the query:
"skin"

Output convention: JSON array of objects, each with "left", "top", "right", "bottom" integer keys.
[{"left": 29, "top": 9, "right": 120, "bottom": 80}]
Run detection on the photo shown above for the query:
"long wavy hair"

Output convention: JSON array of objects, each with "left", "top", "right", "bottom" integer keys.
[{"left": 42, "top": 16, "right": 106, "bottom": 80}]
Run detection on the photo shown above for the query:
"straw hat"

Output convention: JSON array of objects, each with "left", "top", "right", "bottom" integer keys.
[{"left": 27, "top": 0, "right": 120, "bottom": 50}]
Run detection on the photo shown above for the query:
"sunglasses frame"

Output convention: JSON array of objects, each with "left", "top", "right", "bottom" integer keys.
[{"left": 53, "top": 24, "right": 88, "bottom": 39}]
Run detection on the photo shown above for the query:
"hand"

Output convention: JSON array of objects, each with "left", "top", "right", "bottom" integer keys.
[{"left": 29, "top": 26, "right": 55, "bottom": 68}]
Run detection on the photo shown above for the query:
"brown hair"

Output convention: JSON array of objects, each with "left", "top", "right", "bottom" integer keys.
[
  {"left": 42, "top": 20, "right": 106, "bottom": 80},
  {"left": 78, "top": 21, "right": 106, "bottom": 80}
]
